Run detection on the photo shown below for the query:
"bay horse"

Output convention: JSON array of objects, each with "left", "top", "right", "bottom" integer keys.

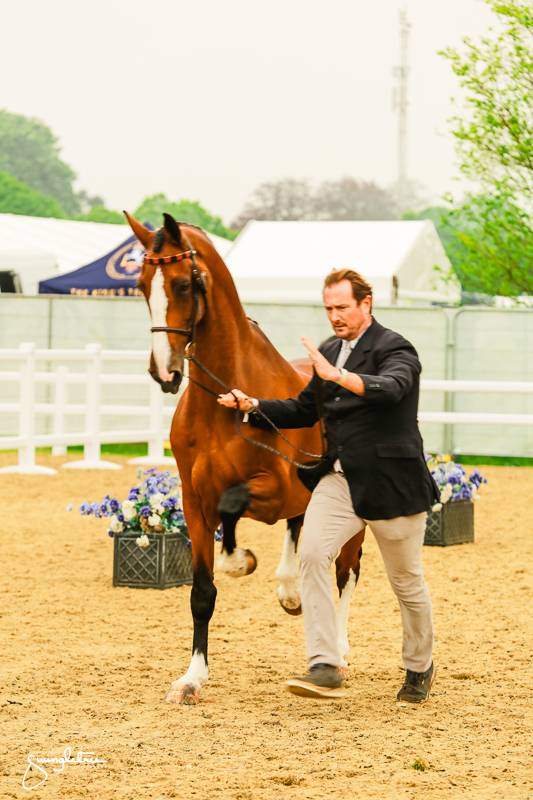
[{"left": 125, "top": 211, "right": 365, "bottom": 704}]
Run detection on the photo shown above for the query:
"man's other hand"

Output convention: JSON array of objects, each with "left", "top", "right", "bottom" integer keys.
[{"left": 217, "top": 389, "right": 255, "bottom": 412}]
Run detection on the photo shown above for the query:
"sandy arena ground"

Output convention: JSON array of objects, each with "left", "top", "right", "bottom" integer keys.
[{"left": 1, "top": 455, "right": 532, "bottom": 799}]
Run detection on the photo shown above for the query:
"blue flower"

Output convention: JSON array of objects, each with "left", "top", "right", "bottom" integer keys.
[
  {"left": 109, "top": 499, "right": 120, "bottom": 513},
  {"left": 140, "top": 505, "right": 151, "bottom": 518}
]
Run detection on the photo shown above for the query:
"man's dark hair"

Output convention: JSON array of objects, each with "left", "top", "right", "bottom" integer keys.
[{"left": 323, "top": 268, "right": 373, "bottom": 304}]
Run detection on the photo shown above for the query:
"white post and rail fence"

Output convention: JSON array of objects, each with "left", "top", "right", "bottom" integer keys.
[{"left": 1, "top": 343, "right": 532, "bottom": 475}]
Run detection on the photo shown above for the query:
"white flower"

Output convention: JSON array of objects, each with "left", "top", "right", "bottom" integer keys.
[
  {"left": 65, "top": 503, "right": 73, "bottom": 512},
  {"left": 148, "top": 513, "right": 161, "bottom": 527},
  {"left": 431, "top": 502, "right": 443, "bottom": 512},
  {"left": 149, "top": 493, "right": 165, "bottom": 513},
  {"left": 136, "top": 534, "right": 150, "bottom": 549},
  {"left": 440, "top": 484, "right": 453, "bottom": 504},
  {"left": 110, "top": 515, "right": 124, "bottom": 533},
  {"left": 122, "top": 500, "right": 137, "bottom": 521}
]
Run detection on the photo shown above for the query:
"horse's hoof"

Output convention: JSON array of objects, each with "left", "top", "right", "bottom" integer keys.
[
  {"left": 165, "top": 682, "right": 200, "bottom": 705},
  {"left": 243, "top": 548, "right": 257, "bottom": 575},
  {"left": 278, "top": 597, "right": 302, "bottom": 616},
  {"left": 216, "top": 547, "right": 257, "bottom": 577}
]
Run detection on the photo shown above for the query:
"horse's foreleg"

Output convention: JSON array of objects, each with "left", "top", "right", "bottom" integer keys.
[
  {"left": 215, "top": 484, "right": 257, "bottom": 577},
  {"left": 335, "top": 528, "right": 365, "bottom": 668},
  {"left": 275, "top": 514, "right": 304, "bottom": 615},
  {"left": 165, "top": 554, "right": 217, "bottom": 706}
]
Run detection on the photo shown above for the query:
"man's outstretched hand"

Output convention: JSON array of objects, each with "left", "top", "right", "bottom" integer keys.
[{"left": 301, "top": 336, "right": 340, "bottom": 382}]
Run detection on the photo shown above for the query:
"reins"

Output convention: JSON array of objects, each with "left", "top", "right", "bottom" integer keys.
[
  {"left": 145, "top": 232, "right": 326, "bottom": 470},
  {"left": 185, "top": 350, "right": 325, "bottom": 469}
]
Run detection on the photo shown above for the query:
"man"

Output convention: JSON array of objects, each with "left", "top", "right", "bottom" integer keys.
[{"left": 217, "top": 268, "right": 439, "bottom": 703}]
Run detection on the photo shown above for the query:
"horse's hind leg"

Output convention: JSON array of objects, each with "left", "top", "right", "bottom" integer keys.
[
  {"left": 335, "top": 528, "right": 365, "bottom": 668},
  {"left": 276, "top": 514, "right": 303, "bottom": 616},
  {"left": 215, "top": 484, "right": 257, "bottom": 577}
]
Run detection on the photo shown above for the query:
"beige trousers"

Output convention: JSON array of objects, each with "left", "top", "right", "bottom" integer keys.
[{"left": 300, "top": 471, "right": 433, "bottom": 673}]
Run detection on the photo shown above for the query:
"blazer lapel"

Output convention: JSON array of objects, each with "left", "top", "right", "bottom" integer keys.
[
  {"left": 323, "top": 338, "right": 343, "bottom": 365},
  {"left": 343, "top": 319, "right": 382, "bottom": 372}
]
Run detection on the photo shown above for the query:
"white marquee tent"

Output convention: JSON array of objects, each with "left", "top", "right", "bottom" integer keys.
[
  {"left": 224, "top": 220, "right": 459, "bottom": 305},
  {"left": 0, "top": 214, "right": 233, "bottom": 295}
]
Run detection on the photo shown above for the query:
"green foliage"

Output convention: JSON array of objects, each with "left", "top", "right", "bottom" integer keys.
[
  {"left": 134, "top": 193, "right": 237, "bottom": 240},
  {"left": 411, "top": 758, "right": 429, "bottom": 772},
  {"left": 440, "top": 1, "right": 532, "bottom": 297},
  {"left": 0, "top": 109, "right": 80, "bottom": 214},
  {"left": 0, "top": 171, "right": 65, "bottom": 218},
  {"left": 403, "top": 197, "right": 532, "bottom": 296},
  {"left": 73, "top": 205, "right": 126, "bottom": 224},
  {"left": 441, "top": 1, "right": 532, "bottom": 196},
  {"left": 446, "top": 192, "right": 532, "bottom": 295}
]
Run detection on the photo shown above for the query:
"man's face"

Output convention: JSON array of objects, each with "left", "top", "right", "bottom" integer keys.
[{"left": 323, "top": 279, "right": 371, "bottom": 340}]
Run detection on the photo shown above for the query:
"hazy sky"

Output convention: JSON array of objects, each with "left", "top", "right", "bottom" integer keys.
[{"left": 1, "top": 0, "right": 495, "bottom": 223}]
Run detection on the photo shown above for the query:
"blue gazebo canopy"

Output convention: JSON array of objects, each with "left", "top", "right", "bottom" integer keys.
[{"left": 38, "top": 234, "right": 145, "bottom": 296}]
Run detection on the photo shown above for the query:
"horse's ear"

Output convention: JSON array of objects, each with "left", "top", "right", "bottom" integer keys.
[
  {"left": 163, "top": 213, "right": 183, "bottom": 246},
  {"left": 123, "top": 212, "right": 153, "bottom": 248}
]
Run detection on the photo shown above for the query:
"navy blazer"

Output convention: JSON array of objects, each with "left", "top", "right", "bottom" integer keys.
[{"left": 250, "top": 318, "right": 439, "bottom": 520}]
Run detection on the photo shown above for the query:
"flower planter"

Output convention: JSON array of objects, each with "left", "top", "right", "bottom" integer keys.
[
  {"left": 424, "top": 500, "right": 474, "bottom": 547},
  {"left": 113, "top": 530, "right": 193, "bottom": 588}
]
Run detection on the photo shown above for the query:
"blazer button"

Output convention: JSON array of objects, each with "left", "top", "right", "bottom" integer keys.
[{"left": 337, "top": 445, "right": 343, "bottom": 453}]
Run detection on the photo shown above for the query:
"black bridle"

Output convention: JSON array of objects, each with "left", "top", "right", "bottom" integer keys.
[
  {"left": 147, "top": 240, "right": 207, "bottom": 344},
  {"left": 144, "top": 238, "right": 325, "bottom": 468}
]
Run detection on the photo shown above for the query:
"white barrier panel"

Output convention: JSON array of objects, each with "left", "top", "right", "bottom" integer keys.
[
  {"left": 1, "top": 344, "right": 533, "bottom": 474},
  {"left": 0, "top": 343, "right": 177, "bottom": 475}
]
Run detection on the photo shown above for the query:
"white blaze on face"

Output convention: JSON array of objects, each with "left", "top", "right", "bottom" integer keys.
[{"left": 149, "top": 269, "right": 173, "bottom": 382}]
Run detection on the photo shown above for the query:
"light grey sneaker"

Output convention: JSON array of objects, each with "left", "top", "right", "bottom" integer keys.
[{"left": 286, "top": 663, "right": 346, "bottom": 698}]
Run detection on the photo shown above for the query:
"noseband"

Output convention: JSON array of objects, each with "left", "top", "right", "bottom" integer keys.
[{"left": 146, "top": 239, "right": 207, "bottom": 345}]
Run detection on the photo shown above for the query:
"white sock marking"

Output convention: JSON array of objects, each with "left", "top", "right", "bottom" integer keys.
[
  {"left": 171, "top": 651, "right": 209, "bottom": 692},
  {"left": 216, "top": 548, "right": 250, "bottom": 577},
  {"left": 337, "top": 571, "right": 357, "bottom": 666},
  {"left": 275, "top": 529, "right": 301, "bottom": 609}
]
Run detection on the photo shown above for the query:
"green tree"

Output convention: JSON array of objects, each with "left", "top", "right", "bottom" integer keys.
[
  {"left": 0, "top": 171, "right": 65, "bottom": 218},
  {"left": 73, "top": 205, "right": 126, "bottom": 224},
  {"left": 0, "top": 109, "right": 80, "bottom": 214},
  {"left": 440, "top": 0, "right": 532, "bottom": 296},
  {"left": 134, "top": 194, "right": 236, "bottom": 240}
]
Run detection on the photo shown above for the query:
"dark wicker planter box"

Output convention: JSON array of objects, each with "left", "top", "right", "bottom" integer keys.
[
  {"left": 424, "top": 500, "right": 474, "bottom": 547},
  {"left": 113, "top": 530, "right": 193, "bottom": 588}
]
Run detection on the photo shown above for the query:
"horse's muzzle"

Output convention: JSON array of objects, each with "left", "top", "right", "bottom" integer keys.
[{"left": 149, "top": 369, "right": 182, "bottom": 394}]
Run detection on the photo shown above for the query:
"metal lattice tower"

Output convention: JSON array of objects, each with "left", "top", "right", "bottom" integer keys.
[{"left": 392, "top": 8, "right": 411, "bottom": 208}]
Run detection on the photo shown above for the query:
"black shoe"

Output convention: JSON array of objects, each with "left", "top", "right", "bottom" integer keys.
[
  {"left": 286, "top": 663, "right": 346, "bottom": 698},
  {"left": 397, "top": 662, "right": 436, "bottom": 704}
]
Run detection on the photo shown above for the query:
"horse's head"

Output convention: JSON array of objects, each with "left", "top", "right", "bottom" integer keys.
[{"left": 124, "top": 211, "right": 208, "bottom": 394}]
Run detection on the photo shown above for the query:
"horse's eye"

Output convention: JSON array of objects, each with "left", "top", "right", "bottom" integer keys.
[{"left": 172, "top": 280, "right": 191, "bottom": 296}]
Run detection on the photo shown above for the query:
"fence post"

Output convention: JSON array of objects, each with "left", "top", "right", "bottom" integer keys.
[
  {"left": 0, "top": 342, "right": 56, "bottom": 475},
  {"left": 51, "top": 365, "right": 68, "bottom": 456},
  {"left": 129, "top": 378, "right": 175, "bottom": 466},
  {"left": 62, "top": 343, "right": 121, "bottom": 471}
]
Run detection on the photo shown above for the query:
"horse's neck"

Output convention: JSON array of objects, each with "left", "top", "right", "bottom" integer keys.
[
  {"left": 191, "top": 245, "right": 254, "bottom": 376},
  {"left": 191, "top": 235, "right": 293, "bottom": 385}
]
